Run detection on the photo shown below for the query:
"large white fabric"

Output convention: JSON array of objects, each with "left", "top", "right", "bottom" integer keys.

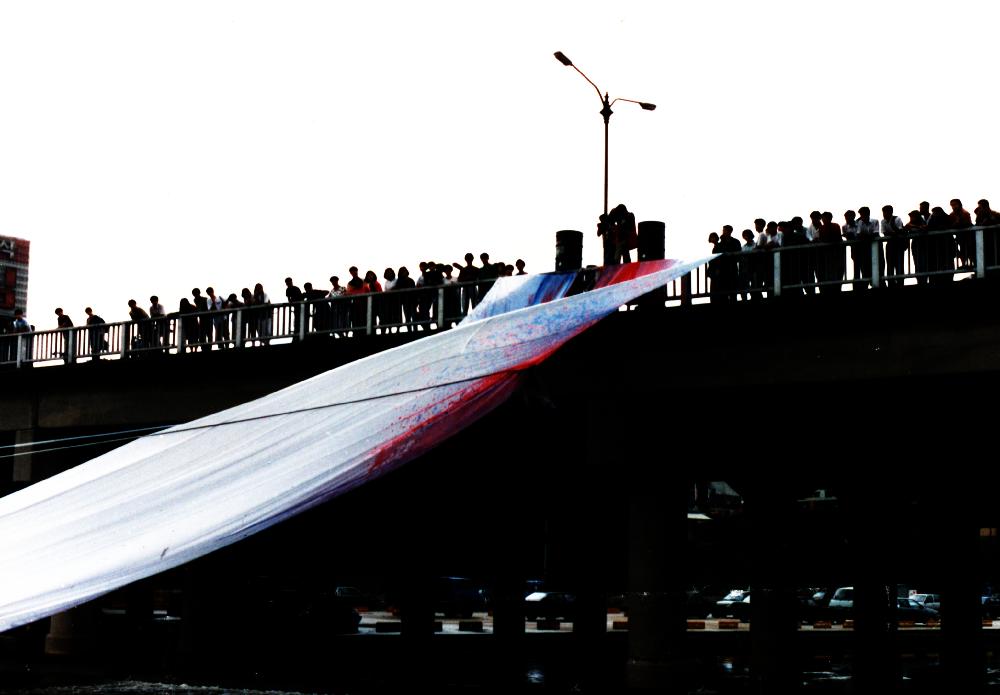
[{"left": 0, "top": 258, "right": 705, "bottom": 631}]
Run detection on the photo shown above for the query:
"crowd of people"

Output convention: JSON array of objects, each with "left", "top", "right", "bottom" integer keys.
[
  {"left": 1, "top": 253, "right": 530, "bottom": 360},
  {"left": 706, "top": 198, "right": 1000, "bottom": 303}
]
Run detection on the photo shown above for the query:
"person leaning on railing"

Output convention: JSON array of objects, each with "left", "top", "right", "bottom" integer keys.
[{"left": 974, "top": 199, "right": 1000, "bottom": 271}]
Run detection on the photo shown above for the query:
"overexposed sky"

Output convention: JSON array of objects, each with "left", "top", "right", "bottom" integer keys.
[{"left": 2, "top": 0, "right": 997, "bottom": 323}]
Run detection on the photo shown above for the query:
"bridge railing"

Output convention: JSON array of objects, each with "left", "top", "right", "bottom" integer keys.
[
  {"left": 680, "top": 223, "right": 1000, "bottom": 303},
  {"left": 3, "top": 225, "right": 999, "bottom": 368},
  {"left": 0, "top": 281, "right": 485, "bottom": 368}
]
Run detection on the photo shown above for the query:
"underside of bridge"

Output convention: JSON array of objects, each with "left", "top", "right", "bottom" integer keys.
[{"left": 3, "top": 281, "right": 1000, "bottom": 692}]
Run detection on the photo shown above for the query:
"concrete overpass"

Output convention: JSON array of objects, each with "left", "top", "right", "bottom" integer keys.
[{"left": 3, "top": 280, "right": 1000, "bottom": 692}]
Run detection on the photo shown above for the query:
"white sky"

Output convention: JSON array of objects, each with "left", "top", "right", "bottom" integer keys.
[{"left": 2, "top": 0, "right": 997, "bottom": 324}]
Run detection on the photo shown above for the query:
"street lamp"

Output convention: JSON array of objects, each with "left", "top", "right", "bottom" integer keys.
[{"left": 553, "top": 51, "right": 656, "bottom": 217}]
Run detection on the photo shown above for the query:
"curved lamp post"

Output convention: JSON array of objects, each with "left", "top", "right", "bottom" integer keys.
[{"left": 553, "top": 51, "right": 655, "bottom": 217}]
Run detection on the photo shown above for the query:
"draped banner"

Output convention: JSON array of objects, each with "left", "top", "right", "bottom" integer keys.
[{"left": 0, "top": 258, "right": 706, "bottom": 631}]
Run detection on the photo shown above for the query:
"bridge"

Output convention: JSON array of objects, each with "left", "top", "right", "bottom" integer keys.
[{"left": 3, "top": 230, "right": 1000, "bottom": 693}]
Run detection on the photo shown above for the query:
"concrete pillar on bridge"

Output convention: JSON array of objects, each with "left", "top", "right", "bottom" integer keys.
[
  {"left": 745, "top": 482, "right": 800, "bottom": 692},
  {"left": 44, "top": 605, "right": 96, "bottom": 657},
  {"left": 555, "top": 230, "right": 583, "bottom": 272},
  {"left": 940, "top": 507, "right": 985, "bottom": 692},
  {"left": 12, "top": 429, "right": 34, "bottom": 484},
  {"left": 624, "top": 460, "right": 689, "bottom": 691},
  {"left": 846, "top": 484, "right": 899, "bottom": 691}
]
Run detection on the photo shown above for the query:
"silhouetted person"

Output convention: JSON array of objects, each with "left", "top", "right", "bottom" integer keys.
[
  {"left": 329, "top": 276, "right": 347, "bottom": 333},
  {"left": 191, "top": 288, "right": 209, "bottom": 350},
  {"left": 515, "top": 259, "right": 527, "bottom": 275},
  {"left": 254, "top": 283, "right": 272, "bottom": 344},
  {"left": 975, "top": 199, "right": 1000, "bottom": 270},
  {"left": 149, "top": 295, "right": 166, "bottom": 349},
  {"left": 206, "top": 287, "right": 228, "bottom": 348},
  {"left": 284, "top": 277, "right": 303, "bottom": 338},
  {"left": 422, "top": 262, "right": 444, "bottom": 326},
  {"left": 857, "top": 207, "right": 882, "bottom": 289},
  {"left": 84, "top": 307, "right": 107, "bottom": 360},
  {"left": 926, "top": 206, "right": 955, "bottom": 284},
  {"left": 178, "top": 298, "right": 198, "bottom": 352},
  {"left": 843, "top": 210, "right": 862, "bottom": 287},
  {"left": 127, "top": 299, "right": 151, "bottom": 352},
  {"left": 345, "top": 266, "right": 366, "bottom": 330},
  {"left": 904, "top": 211, "right": 928, "bottom": 284},
  {"left": 380, "top": 268, "right": 400, "bottom": 330},
  {"left": 453, "top": 253, "right": 479, "bottom": 313},
  {"left": 950, "top": 198, "right": 974, "bottom": 269},
  {"left": 394, "top": 266, "right": 416, "bottom": 327},
  {"left": 240, "top": 288, "right": 257, "bottom": 345},
  {"left": 476, "top": 253, "right": 498, "bottom": 306},
  {"left": 597, "top": 213, "right": 614, "bottom": 266},
  {"left": 303, "top": 281, "right": 329, "bottom": 333},
  {"left": 919, "top": 200, "right": 931, "bottom": 225},
  {"left": 610, "top": 203, "right": 638, "bottom": 264},
  {"left": 739, "top": 229, "right": 761, "bottom": 301},
  {"left": 881, "top": 205, "right": 906, "bottom": 287},
  {"left": 54, "top": 307, "right": 73, "bottom": 361},
  {"left": 222, "top": 292, "right": 243, "bottom": 345},
  {"left": 714, "top": 225, "right": 742, "bottom": 303},
  {"left": 817, "top": 211, "right": 844, "bottom": 293},
  {"left": 780, "top": 220, "right": 808, "bottom": 296}
]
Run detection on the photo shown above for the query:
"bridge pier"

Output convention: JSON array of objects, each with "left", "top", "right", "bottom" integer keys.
[
  {"left": 12, "top": 429, "right": 34, "bottom": 483},
  {"left": 940, "top": 504, "right": 985, "bottom": 692},
  {"left": 624, "top": 467, "right": 689, "bottom": 692},
  {"left": 746, "top": 482, "right": 800, "bottom": 692}
]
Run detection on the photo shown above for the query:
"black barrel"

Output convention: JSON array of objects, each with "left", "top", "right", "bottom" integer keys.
[
  {"left": 555, "top": 230, "right": 583, "bottom": 272},
  {"left": 638, "top": 220, "right": 666, "bottom": 261},
  {"left": 636, "top": 220, "right": 667, "bottom": 312}
]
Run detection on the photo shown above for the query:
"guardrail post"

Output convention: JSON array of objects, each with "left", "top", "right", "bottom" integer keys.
[
  {"left": 16, "top": 334, "right": 25, "bottom": 368},
  {"left": 66, "top": 330, "right": 76, "bottom": 365},
  {"left": 437, "top": 288, "right": 445, "bottom": 329},
  {"left": 234, "top": 309, "right": 243, "bottom": 348},
  {"left": 120, "top": 325, "right": 128, "bottom": 359},
  {"left": 297, "top": 301, "right": 308, "bottom": 341},
  {"left": 772, "top": 250, "right": 782, "bottom": 297},
  {"left": 680, "top": 273, "right": 692, "bottom": 306},
  {"left": 976, "top": 228, "right": 986, "bottom": 279},
  {"left": 366, "top": 296, "right": 374, "bottom": 336},
  {"left": 871, "top": 240, "right": 881, "bottom": 288},
  {"left": 176, "top": 320, "right": 184, "bottom": 354}
]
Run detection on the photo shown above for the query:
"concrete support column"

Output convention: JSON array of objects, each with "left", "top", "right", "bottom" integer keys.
[
  {"left": 12, "top": 429, "right": 34, "bottom": 483},
  {"left": 44, "top": 606, "right": 95, "bottom": 657},
  {"left": 847, "top": 485, "right": 899, "bottom": 693},
  {"left": 746, "top": 482, "right": 799, "bottom": 691},
  {"left": 625, "top": 472, "right": 688, "bottom": 691},
  {"left": 941, "top": 510, "right": 984, "bottom": 692}
]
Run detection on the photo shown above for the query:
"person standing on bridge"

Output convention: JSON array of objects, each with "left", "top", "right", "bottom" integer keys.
[
  {"left": 53, "top": 308, "right": 73, "bottom": 362},
  {"left": 950, "top": 199, "right": 974, "bottom": 270},
  {"left": 975, "top": 199, "right": 1000, "bottom": 271},
  {"left": 191, "top": 288, "right": 210, "bottom": 350},
  {"left": 857, "top": 207, "right": 882, "bottom": 289},
  {"left": 881, "top": 205, "right": 906, "bottom": 288},
  {"left": 127, "top": 299, "right": 150, "bottom": 353},
  {"left": 284, "top": 277, "right": 303, "bottom": 340},
  {"left": 84, "top": 307, "right": 108, "bottom": 360},
  {"left": 149, "top": 296, "right": 166, "bottom": 349}
]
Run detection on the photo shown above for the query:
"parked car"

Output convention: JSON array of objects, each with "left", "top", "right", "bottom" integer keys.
[
  {"left": 524, "top": 591, "right": 577, "bottom": 621},
  {"left": 434, "top": 576, "right": 489, "bottom": 618},
  {"left": 909, "top": 593, "right": 941, "bottom": 612},
  {"left": 715, "top": 589, "right": 751, "bottom": 621},
  {"left": 897, "top": 597, "right": 939, "bottom": 623}
]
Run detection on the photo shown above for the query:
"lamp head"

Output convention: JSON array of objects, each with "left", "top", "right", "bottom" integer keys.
[
  {"left": 553, "top": 51, "right": 573, "bottom": 67},
  {"left": 640, "top": 102, "right": 656, "bottom": 111}
]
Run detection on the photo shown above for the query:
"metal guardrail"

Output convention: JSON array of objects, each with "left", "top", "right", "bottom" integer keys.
[
  {"left": 0, "top": 281, "right": 488, "bottom": 368},
  {"left": 2, "top": 224, "right": 998, "bottom": 368}
]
